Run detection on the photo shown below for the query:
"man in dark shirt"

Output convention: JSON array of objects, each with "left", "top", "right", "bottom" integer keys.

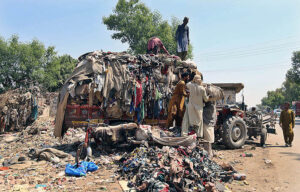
[{"left": 176, "top": 17, "right": 190, "bottom": 60}]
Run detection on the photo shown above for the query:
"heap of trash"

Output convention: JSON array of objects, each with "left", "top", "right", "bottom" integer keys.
[
  {"left": 0, "top": 86, "right": 40, "bottom": 133},
  {"left": 116, "top": 146, "right": 235, "bottom": 192},
  {"left": 55, "top": 51, "right": 202, "bottom": 137}
]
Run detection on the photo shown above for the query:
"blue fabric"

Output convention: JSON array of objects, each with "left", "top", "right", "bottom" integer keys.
[
  {"left": 154, "top": 100, "right": 162, "bottom": 118},
  {"left": 31, "top": 97, "right": 38, "bottom": 120},
  {"left": 65, "top": 161, "right": 98, "bottom": 177},
  {"left": 130, "top": 101, "right": 134, "bottom": 113},
  {"left": 176, "top": 24, "right": 189, "bottom": 52},
  {"left": 135, "top": 104, "right": 141, "bottom": 124}
]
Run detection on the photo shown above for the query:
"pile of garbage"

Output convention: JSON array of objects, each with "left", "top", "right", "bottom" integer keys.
[
  {"left": 116, "top": 146, "right": 235, "bottom": 191},
  {"left": 0, "top": 114, "right": 107, "bottom": 191},
  {"left": 0, "top": 114, "right": 243, "bottom": 192},
  {"left": 0, "top": 86, "right": 40, "bottom": 133},
  {"left": 55, "top": 51, "right": 202, "bottom": 137}
]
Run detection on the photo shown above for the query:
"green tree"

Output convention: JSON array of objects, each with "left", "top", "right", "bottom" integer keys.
[
  {"left": 43, "top": 54, "right": 76, "bottom": 91},
  {"left": 0, "top": 35, "right": 76, "bottom": 93},
  {"left": 261, "top": 88, "right": 285, "bottom": 109},
  {"left": 282, "top": 51, "right": 300, "bottom": 103},
  {"left": 0, "top": 35, "right": 45, "bottom": 90},
  {"left": 282, "top": 80, "right": 300, "bottom": 103},
  {"left": 286, "top": 51, "right": 300, "bottom": 84},
  {"left": 261, "top": 50, "right": 300, "bottom": 108},
  {"left": 102, "top": 0, "right": 193, "bottom": 58}
]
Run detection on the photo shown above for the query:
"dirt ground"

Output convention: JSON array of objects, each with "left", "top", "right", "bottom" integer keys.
[
  {"left": 216, "top": 118, "right": 300, "bottom": 192},
  {"left": 0, "top": 114, "right": 299, "bottom": 192}
]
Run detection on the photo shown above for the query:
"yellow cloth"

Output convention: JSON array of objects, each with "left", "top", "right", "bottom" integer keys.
[
  {"left": 186, "top": 82, "right": 209, "bottom": 137},
  {"left": 167, "top": 80, "right": 187, "bottom": 127},
  {"left": 280, "top": 109, "right": 295, "bottom": 144},
  {"left": 280, "top": 109, "right": 295, "bottom": 128}
]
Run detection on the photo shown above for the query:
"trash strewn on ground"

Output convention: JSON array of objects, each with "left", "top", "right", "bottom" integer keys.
[
  {"left": 0, "top": 111, "right": 247, "bottom": 192},
  {"left": 116, "top": 146, "right": 236, "bottom": 191}
]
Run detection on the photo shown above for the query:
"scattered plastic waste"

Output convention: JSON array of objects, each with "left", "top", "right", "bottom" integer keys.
[
  {"left": 240, "top": 152, "right": 253, "bottom": 157},
  {"left": 35, "top": 184, "right": 47, "bottom": 189},
  {"left": 233, "top": 173, "right": 247, "bottom": 181},
  {"left": 65, "top": 161, "right": 98, "bottom": 177}
]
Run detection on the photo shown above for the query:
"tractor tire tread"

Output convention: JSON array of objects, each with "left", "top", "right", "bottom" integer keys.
[{"left": 222, "top": 116, "right": 247, "bottom": 149}]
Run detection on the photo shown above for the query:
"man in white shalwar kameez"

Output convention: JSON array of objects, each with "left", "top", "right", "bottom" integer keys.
[{"left": 186, "top": 75, "right": 209, "bottom": 139}]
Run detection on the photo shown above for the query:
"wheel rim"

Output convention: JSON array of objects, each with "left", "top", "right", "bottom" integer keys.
[{"left": 232, "top": 125, "right": 242, "bottom": 141}]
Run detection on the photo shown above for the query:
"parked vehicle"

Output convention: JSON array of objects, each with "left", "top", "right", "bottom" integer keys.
[
  {"left": 292, "top": 101, "right": 300, "bottom": 117},
  {"left": 214, "top": 104, "right": 276, "bottom": 149},
  {"left": 215, "top": 104, "right": 247, "bottom": 149},
  {"left": 273, "top": 108, "right": 281, "bottom": 118}
]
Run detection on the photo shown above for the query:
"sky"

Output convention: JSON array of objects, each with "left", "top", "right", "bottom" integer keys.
[{"left": 1, "top": 0, "right": 300, "bottom": 107}]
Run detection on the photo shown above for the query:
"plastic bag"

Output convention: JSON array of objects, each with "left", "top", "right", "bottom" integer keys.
[
  {"left": 65, "top": 161, "right": 98, "bottom": 177},
  {"left": 82, "top": 161, "right": 98, "bottom": 172}
]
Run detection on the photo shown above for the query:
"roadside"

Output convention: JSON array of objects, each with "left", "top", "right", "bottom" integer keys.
[{"left": 216, "top": 118, "right": 300, "bottom": 192}]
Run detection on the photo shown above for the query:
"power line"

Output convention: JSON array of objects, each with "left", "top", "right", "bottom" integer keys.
[
  {"left": 193, "top": 47, "right": 299, "bottom": 63},
  {"left": 201, "top": 62, "right": 290, "bottom": 73},
  {"left": 202, "top": 43, "right": 300, "bottom": 58},
  {"left": 199, "top": 35, "right": 300, "bottom": 55}
]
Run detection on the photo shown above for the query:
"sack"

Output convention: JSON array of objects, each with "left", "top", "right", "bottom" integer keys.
[
  {"left": 65, "top": 161, "right": 98, "bottom": 177},
  {"left": 181, "top": 59, "right": 197, "bottom": 69},
  {"left": 106, "top": 101, "right": 123, "bottom": 119},
  {"left": 135, "top": 125, "right": 152, "bottom": 141},
  {"left": 204, "top": 84, "right": 224, "bottom": 101}
]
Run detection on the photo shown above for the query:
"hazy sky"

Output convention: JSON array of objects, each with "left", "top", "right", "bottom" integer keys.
[{"left": 1, "top": 0, "right": 300, "bottom": 107}]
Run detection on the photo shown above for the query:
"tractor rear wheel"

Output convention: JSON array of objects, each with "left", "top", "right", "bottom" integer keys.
[{"left": 222, "top": 116, "right": 247, "bottom": 149}]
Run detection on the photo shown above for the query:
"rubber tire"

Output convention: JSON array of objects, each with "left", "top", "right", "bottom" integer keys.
[
  {"left": 78, "top": 142, "right": 87, "bottom": 160},
  {"left": 260, "top": 128, "right": 267, "bottom": 146},
  {"left": 222, "top": 116, "right": 247, "bottom": 149}
]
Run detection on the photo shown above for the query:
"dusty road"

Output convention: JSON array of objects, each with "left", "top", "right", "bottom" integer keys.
[{"left": 218, "top": 118, "right": 300, "bottom": 192}]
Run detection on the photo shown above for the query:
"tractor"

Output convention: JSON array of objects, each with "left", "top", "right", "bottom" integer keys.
[{"left": 213, "top": 83, "right": 276, "bottom": 149}]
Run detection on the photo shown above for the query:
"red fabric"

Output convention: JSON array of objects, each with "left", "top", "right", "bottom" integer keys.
[
  {"left": 188, "top": 130, "right": 196, "bottom": 135},
  {"left": 157, "top": 153, "right": 162, "bottom": 159},
  {"left": 162, "top": 66, "right": 168, "bottom": 75},
  {"left": 0, "top": 167, "right": 9, "bottom": 171},
  {"left": 177, "top": 148, "right": 187, "bottom": 156},
  {"left": 147, "top": 37, "right": 163, "bottom": 50},
  {"left": 159, "top": 186, "right": 170, "bottom": 192},
  {"left": 134, "top": 81, "right": 143, "bottom": 107}
]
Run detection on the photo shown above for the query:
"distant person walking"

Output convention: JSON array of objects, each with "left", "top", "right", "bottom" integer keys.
[
  {"left": 176, "top": 17, "right": 190, "bottom": 60},
  {"left": 147, "top": 37, "right": 169, "bottom": 55},
  {"left": 280, "top": 103, "right": 295, "bottom": 147}
]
